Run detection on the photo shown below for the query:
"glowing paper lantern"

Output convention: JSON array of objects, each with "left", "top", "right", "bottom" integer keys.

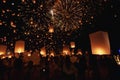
[
  {"left": 0, "top": 45, "right": 7, "bottom": 55},
  {"left": 14, "top": 40, "right": 25, "bottom": 53},
  {"left": 40, "top": 47, "right": 46, "bottom": 57},
  {"left": 50, "top": 50, "right": 55, "bottom": 57},
  {"left": 76, "top": 49, "right": 82, "bottom": 55},
  {"left": 63, "top": 45, "right": 70, "bottom": 55},
  {"left": 48, "top": 26, "right": 54, "bottom": 33},
  {"left": 70, "top": 42, "right": 75, "bottom": 48},
  {"left": 89, "top": 31, "right": 110, "bottom": 55}
]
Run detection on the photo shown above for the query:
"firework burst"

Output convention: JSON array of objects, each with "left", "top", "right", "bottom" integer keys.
[
  {"left": 52, "top": 0, "right": 107, "bottom": 31},
  {"left": 18, "top": 0, "right": 54, "bottom": 32}
]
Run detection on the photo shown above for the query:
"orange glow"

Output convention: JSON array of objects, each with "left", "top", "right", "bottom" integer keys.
[
  {"left": 10, "top": 21, "right": 16, "bottom": 28},
  {"left": 8, "top": 55, "right": 12, "bottom": 58},
  {"left": 63, "top": 45, "right": 70, "bottom": 55},
  {"left": 27, "top": 53, "right": 31, "bottom": 57},
  {"left": 40, "top": 47, "right": 46, "bottom": 57},
  {"left": 70, "top": 42, "right": 75, "bottom": 48},
  {"left": 89, "top": 31, "right": 110, "bottom": 55},
  {"left": 49, "top": 26, "right": 54, "bottom": 33},
  {"left": 77, "top": 49, "right": 82, "bottom": 55},
  {"left": 94, "top": 48, "right": 106, "bottom": 55},
  {"left": 50, "top": 52, "right": 54, "bottom": 57},
  {"left": 1, "top": 56, "right": 6, "bottom": 59},
  {"left": 0, "top": 52, "right": 4, "bottom": 55},
  {"left": 0, "top": 45, "right": 7, "bottom": 56},
  {"left": 15, "top": 40, "right": 25, "bottom": 53},
  {"left": 17, "top": 48, "right": 23, "bottom": 53}
]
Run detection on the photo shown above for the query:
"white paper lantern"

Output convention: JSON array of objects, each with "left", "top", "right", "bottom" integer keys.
[
  {"left": 14, "top": 40, "right": 25, "bottom": 53},
  {"left": 89, "top": 31, "right": 110, "bottom": 55},
  {"left": 0, "top": 45, "right": 7, "bottom": 55}
]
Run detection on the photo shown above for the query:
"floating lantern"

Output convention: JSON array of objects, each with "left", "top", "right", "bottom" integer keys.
[
  {"left": 40, "top": 47, "right": 46, "bottom": 57},
  {"left": 63, "top": 45, "right": 70, "bottom": 55},
  {"left": 14, "top": 40, "right": 25, "bottom": 53},
  {"left": 89, "top": 31, "right": 110, "bottom": 55},
  {"left": 70, "top": 42, "right": 75, "bottom": 48},
  {"left": 48, "top": 26, "right": 54, "bottom": 33},
  {"left": 77, "top": 49, "right": 82, "bottom": 55},
  {"left": 0, "top": 45, "right": 7, "bottom": 55},
  {"left": 50, "top": 50, "right": 55, "bottom": 57}
]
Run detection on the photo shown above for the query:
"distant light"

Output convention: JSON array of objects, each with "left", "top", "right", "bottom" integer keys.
[
  {"left": 11, "top": 3, "right": 15, "bottom": 5},
  {"left": 27, "top": 53, "right": 31, "bottom": 57},
  {"left": 114, "top": 14, "right": 117, "bottom": 18},
  {"left": 118, "top": 49, "right": 120, "bottom": 54},
  {"left": 3, "top": 0, "right": 6, "bottom": 3},
  {"left": 50, "top": 10, "right": 54, "bottom": 16}
]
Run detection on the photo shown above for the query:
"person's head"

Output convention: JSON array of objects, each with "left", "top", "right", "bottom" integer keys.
[
  {"left": 65, "top": 56, "right": 71, "bottom": 68},
  {"left": 14, "top": 58, "right": 23, "bottom": 70},
  {"left": 28, "top": 61, "right": 33, "bottom": 68}
]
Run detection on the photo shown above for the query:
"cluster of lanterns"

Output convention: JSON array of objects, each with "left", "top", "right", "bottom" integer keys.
[{"left": 0, "top": 31, "right": 111, "bottom": 60}]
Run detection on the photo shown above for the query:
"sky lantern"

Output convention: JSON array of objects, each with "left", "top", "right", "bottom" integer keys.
[
  {"left": 89, "top": 31, "right": 110, "bottom": 55},
  {"left": 48, "top": 26, "right": 54, "bottom": 33},
  {"left": 76, "top": 49, "right": 82, "bottom": 55},
  {"left": 63, "top": 45, "right": 70, "bottom": 55},
  {"left": 40, "top": 47, "right": 46, "bottom": 57},
  {"left": 14, "top": 40, "right": 25, "bottom": 53},
  {"left": 0, "top": 45, "right": 7, "bottom": 56},
  {"left": 50, "top": 50, "right": 55, "bottom": 57},
  {"left": 70, "top": 41, "right": 75, "bottom": 48},
  {"left": 70, "top": 41, "right": 75, "bottom": 55}
]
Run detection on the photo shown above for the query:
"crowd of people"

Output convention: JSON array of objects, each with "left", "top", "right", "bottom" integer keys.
[{"left": 0, "top": 54, "right": 120, "bottom": 80}]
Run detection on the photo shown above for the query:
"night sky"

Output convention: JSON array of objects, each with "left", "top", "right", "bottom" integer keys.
[{"left": 0, "top": 0, "right": 120, "bottom": 54}]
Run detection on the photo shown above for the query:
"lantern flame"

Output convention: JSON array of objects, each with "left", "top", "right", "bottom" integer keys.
[{"left": 94, "top": 48, "right": 106, "bottom": 55}]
